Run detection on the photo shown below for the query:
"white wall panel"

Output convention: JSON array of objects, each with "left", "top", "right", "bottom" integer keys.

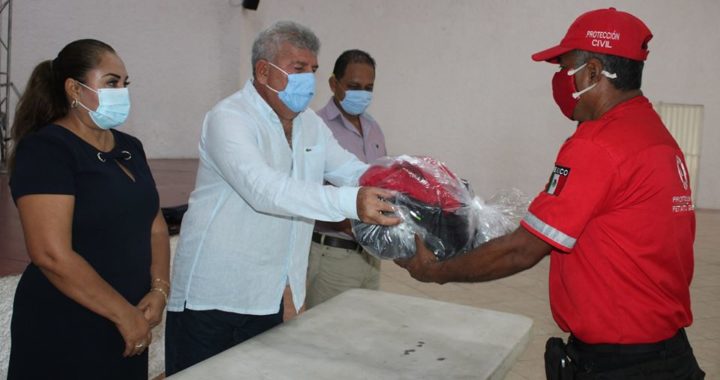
[{"left": 11, "top": 0, "right": 720, "bottom": 208}]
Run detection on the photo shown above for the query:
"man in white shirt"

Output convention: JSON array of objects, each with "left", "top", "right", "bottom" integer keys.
[{"left": 164, "top": 21, "right": 399, "bottom": 375}]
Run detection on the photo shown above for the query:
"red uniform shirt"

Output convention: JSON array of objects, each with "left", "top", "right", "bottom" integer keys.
[{"left": 520, "top": 96, "right": 695, "bottom": 344}]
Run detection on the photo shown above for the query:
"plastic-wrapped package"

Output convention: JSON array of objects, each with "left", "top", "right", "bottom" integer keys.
[{"left": 351, "top": 155, "right": 529, "bottom": 261}]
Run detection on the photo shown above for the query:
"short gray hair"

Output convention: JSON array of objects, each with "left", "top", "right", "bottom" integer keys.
[
  {"left": 251, "top": 21, "right": 320, "bottom": 75},
  {"left": 573, "top": 50, "right": 644, "bottom": 91}
]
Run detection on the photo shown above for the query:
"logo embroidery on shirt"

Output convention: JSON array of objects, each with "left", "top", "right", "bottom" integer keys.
[{"left": 546, "top": 165, "right": 570, "bottom": 196}]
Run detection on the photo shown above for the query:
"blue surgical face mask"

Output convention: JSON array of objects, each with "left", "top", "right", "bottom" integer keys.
[
  {"left": 76, "top": 81, "right": 131, "bottom": 129},
  {"left": 265, "top": 61, "right": 315, "bottom": 113},
  {"left": 340, "top": 90, "right": 373, "bottom": 115}
]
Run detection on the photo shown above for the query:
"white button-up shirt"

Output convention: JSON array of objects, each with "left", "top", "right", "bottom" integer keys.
[{"left": 168, "top": 80, "right": 368, "bottom": 314}]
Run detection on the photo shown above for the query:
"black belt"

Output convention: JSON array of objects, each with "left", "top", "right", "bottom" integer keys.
[
  {"left": 567, "top": 329, "right": 693, "bottom": 373},
  {"left": 312, "top": 232, "right": 362, "bottom": 252},
  {"left": 569, "top": 329, "right": 689, "bottom": 355}
]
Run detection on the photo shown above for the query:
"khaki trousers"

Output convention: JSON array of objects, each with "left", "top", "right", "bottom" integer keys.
[{"left": 305, "top": 241, "right": 381, "bottom": 308}]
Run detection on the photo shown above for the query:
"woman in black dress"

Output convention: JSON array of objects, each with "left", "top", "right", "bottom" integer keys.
[{"left": 7, "top": 39, "right": 170, "bottom": 379}]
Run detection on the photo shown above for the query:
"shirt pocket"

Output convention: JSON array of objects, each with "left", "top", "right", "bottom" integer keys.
[{"left": 299, "top": 144, "right": 326, "bottom": 182}]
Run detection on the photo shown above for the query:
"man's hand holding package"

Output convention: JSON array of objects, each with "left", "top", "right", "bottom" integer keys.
[
  {"left": 395, "top": 234, "right": 445, "bottom": 283},
  {"left": 357, "top": 187, "right": 401, "bottom": 226}
]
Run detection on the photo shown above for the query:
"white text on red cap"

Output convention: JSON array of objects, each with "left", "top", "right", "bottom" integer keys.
[{"left": 586, "top": 30, "right": 621, "bottom": 49}]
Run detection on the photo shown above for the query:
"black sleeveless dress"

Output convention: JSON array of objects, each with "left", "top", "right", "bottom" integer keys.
[{"left": 8, "top": 124, "right": 159, "bottom": 380}]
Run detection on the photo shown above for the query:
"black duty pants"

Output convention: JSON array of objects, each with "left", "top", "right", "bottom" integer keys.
[{"left": 566, "top": 329, "right": 705, "bottom": 380}]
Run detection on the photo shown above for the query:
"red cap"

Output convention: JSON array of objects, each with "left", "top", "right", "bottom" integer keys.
[{"left": 532, "top": 8, "right": 653, "bottom": 63}]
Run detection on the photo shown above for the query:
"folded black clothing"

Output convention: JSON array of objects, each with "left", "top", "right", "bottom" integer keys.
[{"left": 353, "top": 195, "right": 478, "bottom": 261}]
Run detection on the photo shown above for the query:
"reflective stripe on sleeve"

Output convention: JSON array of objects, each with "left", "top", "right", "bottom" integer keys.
[{"left": 523, "top": 212, "right": 576, "bottom": 250}]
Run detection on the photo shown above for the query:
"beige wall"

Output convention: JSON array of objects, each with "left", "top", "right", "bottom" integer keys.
[{"left": 11, "top": 0, "right": 720, "bottom": 209}]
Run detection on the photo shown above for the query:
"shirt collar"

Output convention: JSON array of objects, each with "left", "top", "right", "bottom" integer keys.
[
  {"left": 323, "top": 97, "right": 344, "bottom": 121},
  {"left": 244, "top": 79, "right": 282, "bottom": 125},
  {"left": 577, "top": 95, "right": 648, "bottom": 131},
  {"left": 600, "top": 95, "right": 648, "bottom": 121},
  {"left": 323, "top": 97, "right": 365, "bottom": 136}
]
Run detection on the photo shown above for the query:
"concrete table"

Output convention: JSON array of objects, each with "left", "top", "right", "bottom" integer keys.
[{"left": 167, "top": 289, "right": 533, "bottom": 380}]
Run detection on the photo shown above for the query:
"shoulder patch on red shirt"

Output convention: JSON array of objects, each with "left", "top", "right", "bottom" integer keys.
[
  {"left": 546, "top": 165, "right": 570, "bottom": 196},
  {"left": 676, "top": 155, "right": 689, "bottom": 191}
]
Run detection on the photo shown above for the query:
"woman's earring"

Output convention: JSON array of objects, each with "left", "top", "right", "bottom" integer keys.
[{"left": 71, "top": 99, "right": 78, "bottom": 108}]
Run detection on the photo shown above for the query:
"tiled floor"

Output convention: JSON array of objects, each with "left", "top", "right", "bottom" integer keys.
[{"left": 377, "top": 210, "right": 720, "bottom": 379}]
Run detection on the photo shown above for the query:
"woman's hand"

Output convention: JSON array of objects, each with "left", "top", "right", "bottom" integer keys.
[
  {"left": 115, "top": 306, "right": 152, "bottom": 357},
  {"left": 138, "top": 289, "right": 167, "bottom": 328}
]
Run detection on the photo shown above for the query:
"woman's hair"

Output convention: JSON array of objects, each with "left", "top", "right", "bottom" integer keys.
[{"left": 8, "top": 39, "right": 115, "bottom": 170}]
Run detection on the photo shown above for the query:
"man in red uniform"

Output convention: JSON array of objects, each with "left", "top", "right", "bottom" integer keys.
[{"left": 397, "top": 8, "right": 705, "bottom": 379}]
